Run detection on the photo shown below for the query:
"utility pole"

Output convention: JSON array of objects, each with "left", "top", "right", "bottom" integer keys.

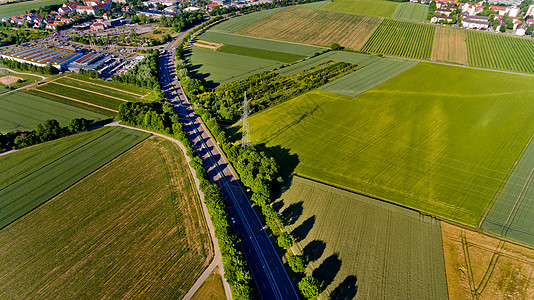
[{"left": 241, "top": 91, "right": 251, "bottom": 149}]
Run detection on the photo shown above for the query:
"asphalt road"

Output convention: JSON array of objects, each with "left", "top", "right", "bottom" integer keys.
[{"left": 158, "top": 33, "right": 299, "bottom": 300}]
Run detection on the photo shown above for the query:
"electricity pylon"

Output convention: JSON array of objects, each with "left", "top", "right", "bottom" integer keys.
[{"left": 241, "top": 92, "right": 251, "bottom": 149}]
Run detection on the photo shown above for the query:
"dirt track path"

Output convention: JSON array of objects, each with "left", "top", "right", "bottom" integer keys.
[{"left": 0, "top": 68, "right": 47, "bottom": 80}]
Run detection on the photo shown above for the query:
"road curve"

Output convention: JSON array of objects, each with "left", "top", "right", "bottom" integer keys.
[{"left": 159, "top": 32, "right": 299, "bottom": 300}]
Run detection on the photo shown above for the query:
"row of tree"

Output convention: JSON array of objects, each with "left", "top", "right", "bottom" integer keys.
[
  {"left": 117, "top": 101, "right": 255, "bottom": 299},
  {"left": 0, "top": 118, "right": 91, "bottom": 152},
  {"left": 113, "top": 49, "right": 161, "bottom": 90},
  {"left": 175, "top": 17, "right": 322, "bottom": 298},
  {"left": 0, "top": 58, "right": 57, "bottom": 75}
]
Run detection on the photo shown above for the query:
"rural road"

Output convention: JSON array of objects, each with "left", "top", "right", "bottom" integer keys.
[
  {"left": 0, "top": 67, "right": 47, "bottom": 80},
  {"left": 159, "top": 27, "right": 299, "bottom": 300}
]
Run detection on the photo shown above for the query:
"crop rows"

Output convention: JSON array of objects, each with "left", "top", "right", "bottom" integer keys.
[
  {"left": 237, "top": 7, "right": 382, "bottom": 50},
  {"left": 34, "top": 82, "right": 125, "bottom": 111},
  {"left": 361, "top": 19, "right": 435, "bottom": 60},
  {"left": 276, "top": 176, "right": 448, "bottom": 299},
  {"left": 0, "top": 136, "right": 210, "bottom": 299},
  {"left": 248, "top": 63, "right": 534, "bottom": 226},
  {"left": 55, "top": 77, "right": 142, "bottom": 102},
  {"left": 0, "top": 91, "right": 107, "bottom": 132},
  {"left": 466, "top": 30, "right": 534, "bottom": 74},
  {"left": 392, "top": 2, "right": 429, "bottom": 22},
  {"left": 0, "top": 126, "right": 149, "bottom": 229},
  {"left": 68, "top": 73, "right": 148, "bottom": 96},
  {"left": 25, "top": 89, "right": 115, "bottom": 117},
  {"left": 210, "top": 8, "right": 284, "bottom": 33},
  {"left": 319, "top": 58, "right": 417, "bottom": 97}
]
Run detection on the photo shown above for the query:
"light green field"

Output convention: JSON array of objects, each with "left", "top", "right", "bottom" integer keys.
[
  {"left": 209, "top": 8, "right": 284, "bottom": 33},
  {"left": 187, "top": 47, "right": 281, "bottom": 87},
  {"left": 319, "top": 57, "right": 417, "bottom": 96},
  {"left": 200, "top": 31, "right": 323, "bottom": 56},
  {"left": 276, "top": 176, "right": 447, "bottom": 299},
  {"left": 0, "top": 126, "right": 149, "bottom": 229},
  {"left": 0, "top": 0, "right": 65, "bottom": 18},
  {"left": 246, "top": 63, "right": 534, "bottom": 226},
  {"left": 466, "top": 30, "right": 534, "bottom": 74},
  {"left": 324, "top": 0, "right": 399, "bottom": 17},
  {"left": 0, "top": 91, "right": 106, "bottom": 133},
  {"left": 217, "top": 44, "right": 306, "bottom": 63},
  {"left": 361, "top": 18, "right": 435, "bottom": 60},
  {"left": 483, "top": 137, "right": 534, "bottom": 246},
  {"left": 0, "top": 136, "right": 211, "bottom": 299},
  {"left": 276, "top": 51, "right": 378, "bottom": 76},
  {"left": 392, "top": 2, "right": 429, "bottom": 22}
]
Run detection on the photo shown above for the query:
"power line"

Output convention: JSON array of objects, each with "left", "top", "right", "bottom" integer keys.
[{"left": 241, "top": 91, "right": 251, "bottom": 149}]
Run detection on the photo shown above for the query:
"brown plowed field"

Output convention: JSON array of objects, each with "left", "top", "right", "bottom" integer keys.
[
  {"left": 431, "top": 27, "right": 468, "bottom": 65},
  {"left": 237, "top": 7, "right": 382, "bottom": 50}
]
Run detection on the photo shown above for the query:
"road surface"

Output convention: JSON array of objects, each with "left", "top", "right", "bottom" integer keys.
[{"left": 158, "top": 32, "right": 299, "bottom": 300}]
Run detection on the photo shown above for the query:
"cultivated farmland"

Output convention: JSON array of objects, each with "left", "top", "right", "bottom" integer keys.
[
  {"left": 187, "top": 47, "right": 282, "bottom": 87},
  {"left": 0, "top": 126, "right": 149, "bottom": 229},
  {"left": 431, "top": 27, "right": 468, "bottom": 65},
  {"left": 200, "top": 31, "right": 322, "bottom": 56},
  {"left": 319, "top": 57, "right": 417, "bottom": 97},
  {"left": 209, "top": 7, "right": 284, "bottom": 33},
  {"left": 482, "top": 136, "right": 534, "bottom": 246},
  {"left": 0, "top": 91, "right": 106, "bottom": 132},
  {"left": 324, "top": 0, "right": 399, "bottom": 17},
  {"left": 32, "top": 82, "right": 126, "bottom": 111},
  {"left": 26, "top": 74, "right": 152, "bottom": 115},
  {"left": 466, "top": 30, "right": 534, "bottom": 74},
  {"left": 0, "top": 0, "right": 65, "bottom": 18},
  {"left": 441, "top": 222, "right": 534, "bottom": 299},
  {"left": 360, "top": 19, "right": 435, "bottom": 60},
  {"left": 0, "top": 136, "right": 212, "bottom": 299},
  {"left": 196, "top": 31, "right": 322, "bottom": 63},
  {"left": 392, "top": 2, "right": 429, "bottom": 22},
  {"left": 246, "top": 63, "right": 534, "bottom": 226},
  {"left": 276, "top": 51, "right": 379, "bottom": 76},
  {"left": 237, "top": 7, "right": 382, "bottom": 50},
  {"left": 275, "top": 176, "right": 448, "bottom": 299}
]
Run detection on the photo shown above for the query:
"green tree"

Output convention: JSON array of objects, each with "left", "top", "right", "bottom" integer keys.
[
  {"left": 298, "top": 276, "right": 321, "bottom": 299},
  {"left": 288, "top": 254, "right": 307, "bottom": 273},
  {"left": 499, "top": 24, "right": 507, "bottom": 32},
  {"left": 277, "top": 232, "right": 293, "bottom": 250}
]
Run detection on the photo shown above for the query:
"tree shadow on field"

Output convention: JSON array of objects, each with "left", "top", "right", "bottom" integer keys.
[
  {"left": 313, "top": 253, "right": 342, "bottom": 290},
  {"left": 282, "top": 202, "right": 303, "bottom": 226},
  {"left": 272, "top": 199, "right": 284, "bottom": 213},
  {"left": 329, "top": 276, "right": 358, "bottom": 300},
  {"left": 256, "top": 143, "right": 300, "bottom": 175},
  {"left": 292, "top": 215, "right": 315, "bottom": 242},
  {"left": 302, "top": 240, "right": 326, "bottom": 262}
]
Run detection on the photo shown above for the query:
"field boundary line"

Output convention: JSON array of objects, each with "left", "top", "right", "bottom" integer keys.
[
  {"left": 291, "top": 173, "right": 534, "bottom": 252},
  {"left": 64, "top": 76, "right": 145, "bottom": 97},
  {"left": 112, "top": 123, "right": 232, "bottom": 300},
  {"left": 48, "top": 81, "right": 130, "bottom": 102},
  {"left": 30, "top": 89, "right": 118, "bottom": 113},
  {"left": 206, "top": 30, "right": 329, "bottom": 49},
  {"left": 478, "top": 131, "right": 534, "bottom": 228}
]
